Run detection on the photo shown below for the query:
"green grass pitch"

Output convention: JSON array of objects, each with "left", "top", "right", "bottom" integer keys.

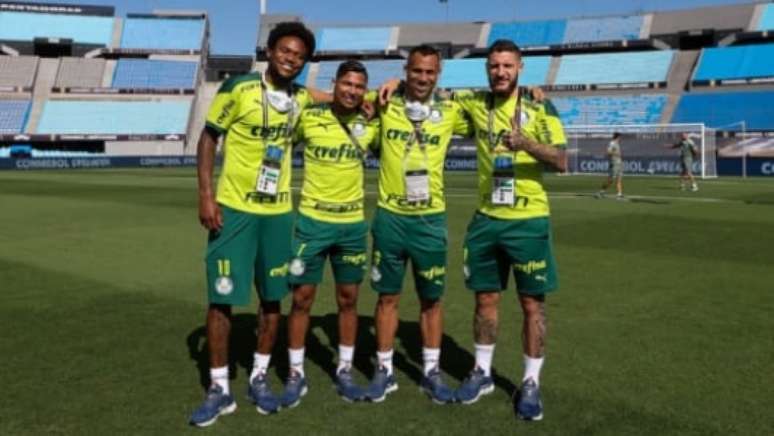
[{"left": 1, "top": 168, "right": 773, "bottom": 435}]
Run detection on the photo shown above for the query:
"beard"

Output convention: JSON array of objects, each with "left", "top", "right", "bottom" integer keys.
[{"left": 489, "top": 76, "right": 518, "bottom": 97}]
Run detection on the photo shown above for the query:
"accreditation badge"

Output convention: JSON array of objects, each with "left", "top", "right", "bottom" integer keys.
[
  {"left": 405, "top": 169, "right": 430, "bottom": 202},
  {"left": 491, "top": 155, "right": 515, "bottom": 206},
  {"left": 256, "top": 145, "right": 283, "bottom": 196}
]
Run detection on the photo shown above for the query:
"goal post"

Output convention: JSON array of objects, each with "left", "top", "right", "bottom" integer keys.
[{"left": 564, "top": 123, "right": 717, "bottom": 179}]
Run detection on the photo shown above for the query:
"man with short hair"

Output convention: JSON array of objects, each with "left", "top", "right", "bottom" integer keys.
[
  {"left": 365, "top": 44, "right": 471, "bottom": 404},
  {"left": 280, "top": 60, "right": 379, "bottom": 407},
  {"left": 451, "top": 39, "right": 567, "bottom": 421},
  {"left": 671, "top": 132, "right": 699, "bottom": 191},
  {"left": 596, "top": 132, "right": 624, "bottom": 199},
  {"left": 190, "top": 22, "right": 331, "bottom": 426}
]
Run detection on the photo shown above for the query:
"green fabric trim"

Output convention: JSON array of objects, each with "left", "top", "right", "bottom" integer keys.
[{"left": 217, "top": 72, "right": 263, "bottom": 93}]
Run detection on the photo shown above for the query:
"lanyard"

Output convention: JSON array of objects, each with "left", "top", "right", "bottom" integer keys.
[
  {"left": 486, "top": 87, "right": 522, "bottom": 151},
  {"left": 260, "top": 80, "right": 296, "bottom": 141}
]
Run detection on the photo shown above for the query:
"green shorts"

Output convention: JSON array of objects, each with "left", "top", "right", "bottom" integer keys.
[
  {"left": 463, "top": 212, "right": 558, "bottom": 295},
  {"left": 205, "top": 205, "right": 293, "bottom": 305},
  {"left": 370, "top": 207, "right": 447, "bottom": 300},
  {"left": 289, "top": 213, "right": 368, "bottom": 285}
]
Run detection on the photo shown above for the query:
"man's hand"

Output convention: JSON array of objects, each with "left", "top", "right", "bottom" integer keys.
[
  {"left": 199, "top": 194, "right": 223, "bottom": 232},
  {"left": 528, "top": 86, "right": 546, "bottom": 103},
  {"left": 378, "top": 78, "right": 402, "bottom": 106},
  {"left": 361, "top": 100, "right": 376, "bottom": 119},
  {"left": 502, "top": 116, "right": 534, "bottom": 151}
]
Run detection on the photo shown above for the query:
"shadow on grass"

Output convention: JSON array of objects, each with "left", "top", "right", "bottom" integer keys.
[{"left": 187, "top": 312, "right": 517, "bottom": 395}]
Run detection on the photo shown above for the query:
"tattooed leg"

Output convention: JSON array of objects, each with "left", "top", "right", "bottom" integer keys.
[
  {"left": 519, "top": 294, "right": 546, "bottom": 358},
  {"left": 474, "top": 292, "right": 500, "bottom": 345}
]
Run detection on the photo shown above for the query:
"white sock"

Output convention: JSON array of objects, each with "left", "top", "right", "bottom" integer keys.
[
  {"left": 422, "top": 347, "right": 441, "bottom": 376},
  {"left": 376, "top": 349, "right": 394, "bottom": 376},
  {"left": 523, "top": 354, "right": 544, "bottom": 386},
  {"left": 474, "top": 343, "right": 495, "bottom": 377},
  {"left": 210, "top": 366, "right": 229, "bottom": 395},
  {"left": 249, "top": 352, "right": 271, "bottom": 382},
  {"left": 289, "top": 347, "right": 305, "bottom": 377},
  {"left": 337, "top": 344, "right": 355, "bottom": 373}
]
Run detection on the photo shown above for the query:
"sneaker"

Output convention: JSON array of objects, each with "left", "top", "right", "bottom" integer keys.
[
  {"left": 336, "top": 367, "right": 365, "bottom": 402},
  {"left": 279, "top": 371, "right": 308, "bottom": 409},
  {"left": 593, "top": 191, "right": 605, "bottom": 199},
  {"left": 616, "top": 194, "right": 625, "bottom": 201},
  {"left": 691, "top": 184, "right": 699, "bottom": 192},
  {"left": 365, "top": 366, "right": 398, "bottom": 402},
  {"left": 455, "top": 367, "right": 494, "bottom": 405},
  {"left": 514, "top": 378, "right": 543, "bottom": 421},
  {"left": 247, "top": 373, "right": 279, "bottom": 415},
  {"left": 189, "top": 385, "right": 236, "bottom": 427},
  {"left": 420, "top": 368, "right": 455, "bottom": 404}
]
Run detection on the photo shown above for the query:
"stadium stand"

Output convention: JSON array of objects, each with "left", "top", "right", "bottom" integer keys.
[
  {"left": 0, "top": 56, "right": 38, "bottom": 90},
  {"left": 398, "top": 23, "right": 483, "bottom": 48},
  {"left": 0, "top": 11, "right": 114, "bottom": 45},
  {"left": 120, "top": 17, "right": 205, "bottom": 50},
  {"left": 315, "top": 59, "right": 404, "bottom": 91},
  {"left": 486, "top": 20, "right": 566, "bottom": 47},
  {"left": 562, "top": 15, "right": 644, "bottom": 43},
  {"left": 36, "top": 100, "right": 192, "bottom": 134},
  {"left": 553, "top": 50, "right": 674, "bottom": 87},
  {"left": 552, "top": 94, "right": 668, "bottom": 125},
  {"left": 693, "top": 43, "right": 774, "bottom": 83},
  {"left": 438, "top": 56, "right": 551, "bottom": 89},
  {"left": 0, "top": 99, "right": 31, "bottom": 133},
  {"left": 316, "top": 26, "right": 394, "bottom": 52},
  {"left": 112, "top": 59, "right": 198, "bottom": 89},
  {"left": 54, "top": 57, "right": 106, "bottom": 89},
  {"left": 649, "top": 4, "right": 755, "bottom": 35},
  {"left": 671, "top": 91, "right": 774, "bottom": 131},
  {"left": 758, "top": 3, "right": 774, "bottom": 30}
]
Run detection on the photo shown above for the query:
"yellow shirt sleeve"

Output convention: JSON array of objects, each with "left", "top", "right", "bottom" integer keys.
[
  {"left": 206, "top": 78, "right": 242, "bottom": 134},
  {"left": 540, "top": 99, "right": 567, "bottom": 148}
]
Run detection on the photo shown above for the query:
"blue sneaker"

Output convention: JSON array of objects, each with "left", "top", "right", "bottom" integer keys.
[
  {"left": 189, "top": 385, "right": 236, "bottom": 427},
  {"left": 420, "top": 368, "right": 455, "bottom": 404},
  {"left": 247, "top": 373, "right": 279, "bottom": 415},
  {"left": 336, "top": 367, "right": 365, "bottom": 402},
  {"left": 280, "top": 371, "right": 308, "bottom": 409},
  {"left": 455, "top": 367, "right": 495, "bottom": 404},
  {"left": 365, "top": 366, "right": 398, "bottom": 402},
  {"left": 514, "top": 378, "right": 543, "bottom": 421}
]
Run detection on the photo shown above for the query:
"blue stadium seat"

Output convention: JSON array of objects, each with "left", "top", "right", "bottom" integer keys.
[
  {"left": 317, "top": 27, "right": 392, "bottom": 52},
  {"left": 438, "top": 56, "right": 551, "bottom": 88},
  {"left": 112, "top": 59, "right": 198, "bottom": 89},
  {"left": 37, "top": 100, "right": 191, "bottom": 134},
  {"left": 315, "top": 59, "right": 404, "bottom": 90},
  {"left": 0, "top": 12, "right": 113, "bottom": 45},
  {"left": 439, "top": 59, "right": 488, "bottom": 89},
  {"left": 487, "top": 20, "right": 566, "bottom": 47},
  {"left": 671, "top": 91, "right": 774, "bottom": 131},
  {"left": 694, "top": 43, "right": 774, "bottom": 81},
  {"left": 562, "top": 15, "right": 643, "bottom": 43},
  {"left": 120, "top": 18, "right": 205, "bottom": 50},
  {"left": 0, "top": 100, "right": 30, "bottom": 133},
  {"left": 551, "top": 94, "right": 667, "bottom": 125},
  {"left": 554, "top": 51, "right": 673, "bottom": 86},
  {"left": 759, "top": 4, "right": 774, "bottom": 30}
]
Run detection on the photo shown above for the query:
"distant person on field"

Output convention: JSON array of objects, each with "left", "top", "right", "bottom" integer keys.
[
  {"left": 595, "top": 132, "right": 624, "bottom": 199},
  {"left": 670, "top": 132, "right": 698, "bottom": 191}
]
